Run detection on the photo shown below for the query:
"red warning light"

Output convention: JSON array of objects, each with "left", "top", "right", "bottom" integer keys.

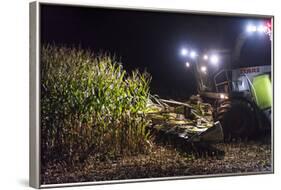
[
  {"left": 266, "top": 21, "right": 272, "bottom": 30},
  {"left": 265, "top": 20, "right": 272, "bottom": 41}
]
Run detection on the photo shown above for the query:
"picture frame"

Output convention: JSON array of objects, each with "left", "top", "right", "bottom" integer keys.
[{"left": 30, "top": 1, "right": 274, "bottom": 188}]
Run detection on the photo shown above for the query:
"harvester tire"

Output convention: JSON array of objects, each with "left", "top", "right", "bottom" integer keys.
[{"left": 216, "top": 99, "right": 258, "bottom": 141}]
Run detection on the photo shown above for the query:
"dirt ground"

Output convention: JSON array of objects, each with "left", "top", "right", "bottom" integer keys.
[{"left": 41, "top": 140, "right": 272, "bottom": 185}]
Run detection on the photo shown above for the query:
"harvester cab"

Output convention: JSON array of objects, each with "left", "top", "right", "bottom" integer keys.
[
  {"left": 214, "top": 66, "right": 271, "bottom": 103},
  {"left": 198, "top": 63, "right": 272, "bottom": 139},
  {"left": 213, "top": 65, "right": 272, "bottom": 120}
]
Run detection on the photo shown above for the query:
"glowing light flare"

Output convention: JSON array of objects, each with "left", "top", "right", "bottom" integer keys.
[
  {"left": 246, "top": 23, "right": 271, "bottom": 34},
  {"left": 185, "top": 62, "right": 190, "bottom": 68},
  {"left": 219, "top": 94, "right": 228, "bottom": 99},
  {"left": 200, "top": 66, "right": 207, "bottom": 73},
  {"left": 210, "top": 54, "right": 219, "bottom": 65},
  {"left": 203, "top": 54, "right": 208, "bottom": 60},
  {"left": 246, "top": 25, "right": 257, "bottom": 33},
  {"left": 181, "top": 48, "right": 188, "bottom": 56},
  {"left": 190, "top": 51, "right": 197, "bottom": 59},
  {"left": 257, "top": 25, "right": 267, "bottom": 33}
]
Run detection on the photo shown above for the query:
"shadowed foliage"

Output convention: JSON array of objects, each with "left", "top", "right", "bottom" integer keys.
[{"left": 41, "top": 45, "right": 152, "bottom": 164}]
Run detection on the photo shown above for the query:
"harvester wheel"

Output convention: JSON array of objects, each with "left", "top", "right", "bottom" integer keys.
[{"left": 216, "top": 99, "right": 258, "bottom": 140}]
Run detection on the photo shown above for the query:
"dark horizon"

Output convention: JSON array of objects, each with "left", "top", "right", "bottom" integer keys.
[{"left": 40, "top": 4, "right": 271, "bottom": 100}]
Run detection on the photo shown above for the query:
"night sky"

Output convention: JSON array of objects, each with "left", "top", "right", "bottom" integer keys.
[{"left": 40, "top": 4, "right": 271, "bottom": 100}]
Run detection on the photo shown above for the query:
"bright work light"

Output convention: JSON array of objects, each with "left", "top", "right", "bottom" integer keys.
[
  {"left": 203, "top": 54, "right": 208, "bottom": 60},
  {"left": 181, "top": 48, "right": 188, "bottom": 56},
  {"left": 210, "top": 54, "right": 219, "bottom": 65},
  {"left": 246, "top": 25, "right": 257, "bottom": 33},
  {"left": 201, "top": 66, "right": 207, "bottom": 73},
  {"left": 190, "top": 50, "right": 197, "bottom": 59}
]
